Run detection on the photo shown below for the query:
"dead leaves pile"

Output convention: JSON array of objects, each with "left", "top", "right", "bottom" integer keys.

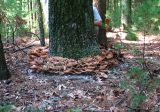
[{"left": 28, "top": 46, "right": 119, "bottom": 76}]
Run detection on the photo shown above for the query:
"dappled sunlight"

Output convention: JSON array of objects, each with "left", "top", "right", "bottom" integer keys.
[
  {"left": 106, "top": 30, "right": 160, "bottom": 74},
  {"left": 106, "top": 31, "right": 160, "bottom": 57}
]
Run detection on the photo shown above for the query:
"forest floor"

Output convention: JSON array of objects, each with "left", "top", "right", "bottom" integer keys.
[{"left": 0, "top": 31, "right": 160, "bottom": 112}]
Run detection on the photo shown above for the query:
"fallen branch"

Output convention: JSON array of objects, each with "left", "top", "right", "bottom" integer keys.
[
  {"left": 23, "top": 31, "right": 40, "bottom": 41},
  {"left": 4, "top": 44, "right": 34, "bottom": 53},
  {"left": 114, "top": 95, "right": 127, "bottom": 107},
  {"left": 13, "top": 44, "right": 34, "bottom": 53},
  {"left": 126, "top": 106, "right": 148, "bottom": 111}
]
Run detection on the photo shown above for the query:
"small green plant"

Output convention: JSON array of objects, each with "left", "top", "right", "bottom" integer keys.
[
  {"left": 126, "top": 30, "right": 138, "bottom": 41},
  {"left": 67, "top": 108, "right": 82, "bottom": 112},
  {"left": 0, "top": 105, "right": 13, "bottom": 112},
  {"left": 120, "top": 65, "right": 160, "bottom": 111},
  {"left": 120, "top": 66, "right": 148, "bottom": 111},
  {"left": 130, "top": 45, "right": 141, "bottom": 56},
  {"left": 24, "top": 106, "right": 44, "bottom": 112},
  {"left": 113, "top": 43, "right": 124, "bottom": 50},
  {"left": 112, "top": 43, "right": 124, "bottom": 59}
]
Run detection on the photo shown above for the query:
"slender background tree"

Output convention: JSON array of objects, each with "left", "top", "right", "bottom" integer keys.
[
  {"left": 121, "top": 0, "right": 132, "bottom": 29},
  {"left": 37, "top": 0, "right": 45, "bottom": 46},
  {"left": 93, "top": 0, "right": 108, "bottom": 48}
]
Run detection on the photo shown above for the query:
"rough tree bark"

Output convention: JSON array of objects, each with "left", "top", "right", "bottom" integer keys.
[
  {"left": 49, "top": 0, "right": 100, "bottom": 59},
  {"left": 94, "top": 0, "right": 108, "bottom": 48},
  {"left": 37, "top": 0, "right": 45, "bottom": 46},
  {"left": 0, "top": 16, "right": 11, "bottom": 80}
]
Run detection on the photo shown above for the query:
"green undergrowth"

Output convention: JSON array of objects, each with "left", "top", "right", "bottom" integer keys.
[
  {"left": 120, "top": 65, "right": 160, "bottom": 111},
  {"left": 125, "top": 29, "right": 138, "bottom": 41},
  {"left": 0, "top": 105, "right": 13, "bottom": 112}
]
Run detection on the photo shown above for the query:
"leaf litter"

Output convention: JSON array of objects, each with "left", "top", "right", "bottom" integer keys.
[{"left": 1, "top": 33, "right": 160, "bottom": 111}]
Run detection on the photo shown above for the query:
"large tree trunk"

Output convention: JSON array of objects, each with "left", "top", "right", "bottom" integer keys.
[
  {"left": 37, "top": 0, "right": 45, "bottom": 46},
  {"left": 94, "top": 0, "right": 107, "bottom": 48},
  {"left": 49, "top": 0, "right": 100, "bottom": 59},
  {"left": 121, "top": 0, "right": 132, "bottom": 29},
  {"left": 0, "top": 17, "right": 11, "bottom": 80}
]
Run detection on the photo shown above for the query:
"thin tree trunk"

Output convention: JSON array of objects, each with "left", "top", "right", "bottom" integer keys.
[
  {"left": 34, "top": 1, "right": 37, "bottom": 25},
  {"left": 41, "top": 0, "right": 48, "bottom": 25},
  {"left": 37, "top": 0, "right": 45, "bottom": 46},
  {"left": 49, "top": 0, "right": 100, "bottom": 59},
  {"left": 94, "top": 0, "right": 108, "bottom": 48},
  {"left": 121, "top": 0, "right": 132, "bottom": 29},
  {"left": 30, "top": 0, "right": 33, "bottom": 32},
  {"left": 127, "top": 0, "right": 132, "bottom": 25},
  {"left": 106, "top": 0, "right": 109, "bottom": 10},
  {"left": 113, "top": 0, "right": 116, "bottom": 11},
  {"left": 27, "top": 0, "right": 31, "bottom": 31}
]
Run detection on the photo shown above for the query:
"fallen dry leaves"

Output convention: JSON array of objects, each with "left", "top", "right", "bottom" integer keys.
[{"left": 2, "top": 32, "right": 160, "bottom": 111}]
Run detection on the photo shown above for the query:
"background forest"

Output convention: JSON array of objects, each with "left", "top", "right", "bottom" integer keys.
[
  {"left": 0, "top": 0, "right": 160, "bottom": 112},
  {"left": 1, "top": 0, "right": 160, "bottom": 41}
]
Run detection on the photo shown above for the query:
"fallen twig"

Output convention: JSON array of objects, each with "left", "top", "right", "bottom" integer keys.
[
  {"left": 4, "top": 44, "right": 34, "bottom": 53},
  {"left": 114, "top": 95, "right": 127, "bottom": 107},
  {"left": 13, "top": 44, "right": 34, "bottom": 53},
  {"left": 126, "top": 106, "right": 148, "bottom": 111}
]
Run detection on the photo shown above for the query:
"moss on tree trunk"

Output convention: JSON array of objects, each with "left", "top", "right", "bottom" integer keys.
[{"left": 49, "top": 0, "right": 100, "bottom": 59}]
